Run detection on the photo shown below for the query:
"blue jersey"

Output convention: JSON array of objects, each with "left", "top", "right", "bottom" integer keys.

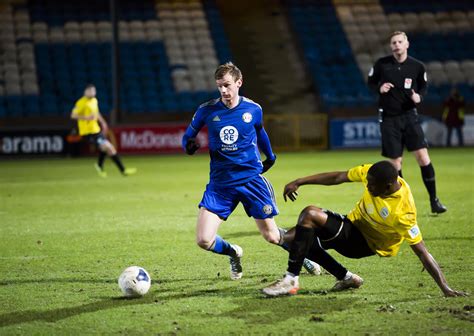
[{"left": 182, "top": 96, "right": 275, "bottom": 186}]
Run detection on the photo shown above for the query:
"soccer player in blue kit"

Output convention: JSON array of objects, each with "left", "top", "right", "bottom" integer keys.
[{"left": 182, "top": 62, "right": 319, "bottom": 280}]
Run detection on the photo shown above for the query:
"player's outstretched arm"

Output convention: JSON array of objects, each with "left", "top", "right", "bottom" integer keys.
[
  {"left": 256, "top": 126, "right": 276, "bottom": 173},
  {"left": 182, "top": 109, "right": 205, "bottom": 155},
  {"left": 283, "top": 171, "right": 350, "bottom": 202},
  {"left": 410, "top": 241, "right": 468, "bottom": 297}
]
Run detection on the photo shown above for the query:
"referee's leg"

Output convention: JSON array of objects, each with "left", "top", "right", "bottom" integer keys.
[
  {"left": 406, "top": 116, "right": 447, "bottom": 214},
  {"left": 413, "top": 148, "right": 447, "bottom": 214},
  {"left": 380, "top": 116, "right": 404, "bottom": 177}
]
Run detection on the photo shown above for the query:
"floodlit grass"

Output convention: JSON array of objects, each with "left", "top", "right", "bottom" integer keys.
[{"left": 1, "top": 149, "right": 473, "bottom": 335}]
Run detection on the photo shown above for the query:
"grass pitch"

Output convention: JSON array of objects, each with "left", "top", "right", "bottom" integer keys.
[{"left": 1, "top": 149, "right": 473, "bottom": 335}]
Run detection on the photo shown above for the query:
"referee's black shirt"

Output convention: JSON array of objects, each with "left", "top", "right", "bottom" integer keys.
[{"left": 368, "top": 55, "right": 427, "bottom": 116}]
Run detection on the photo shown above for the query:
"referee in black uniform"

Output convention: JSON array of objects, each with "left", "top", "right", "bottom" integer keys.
[{"left": 368, "top": 31, "right": 446, "bottom": 214}]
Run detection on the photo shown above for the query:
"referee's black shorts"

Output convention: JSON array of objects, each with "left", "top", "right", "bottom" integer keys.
[
  {"left": 380, "top": 109, "right": 428, "bottom": 158},
  {"left": 318, "top": 210, "right": 375, "bottom": 259}
]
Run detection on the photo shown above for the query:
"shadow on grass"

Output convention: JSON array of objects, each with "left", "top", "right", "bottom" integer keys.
[
  {"left": 223, "top": 230, "right": 261, "bottom": 239},
  {"left": 0, "top": 281, "right": 356, "bottom": 327},
  {"left": 0, "top": 278, "right": 114, "bottom": 286},
  {"left": 0, "top": 296, "right": 156, "bottom": 327}
]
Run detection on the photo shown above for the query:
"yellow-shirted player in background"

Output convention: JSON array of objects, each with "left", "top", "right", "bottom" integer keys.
[
  {"left": 71, "top": 84, "right": 136, "bottom": 177},
  {"left": 263, "top": 161, "right": 467, "bottom": 298}
]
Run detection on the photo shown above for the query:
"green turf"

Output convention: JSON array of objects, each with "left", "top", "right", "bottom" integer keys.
[{"left": 1, "top": 149, "right": 473, "bottom": 335}]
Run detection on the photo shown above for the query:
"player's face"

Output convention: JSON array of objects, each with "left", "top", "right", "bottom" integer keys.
[
  {"left": 367, "top": 174, "right": 391, "bottom": 197},
  {"left": 390, "top": 34, "right": 409, "bottom": 56},
  {"left": 216, "top": 73, "right": 242, "bottom": 104},
  {"left": 84, "top": 87, "right": 96, "bottom": 98}
]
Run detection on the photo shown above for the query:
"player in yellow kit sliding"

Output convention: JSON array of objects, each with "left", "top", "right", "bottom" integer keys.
[
  {"left": 71, "top": 84, "right": 136, "bottom": 177},
  {"left": 263, "top": 161, "right": 467, "bottom": 297}
]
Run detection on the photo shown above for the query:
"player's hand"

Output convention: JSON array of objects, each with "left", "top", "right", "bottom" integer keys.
[
  {"left": 443, "top": 287, "right": 469, "bottom": 298},
  {"left": 185, "top": 138, "right": 200, "bottom": 155},
  {"left": 380, "top": 82, "right": 394, "bottom": 94},
  {"left": 411, "top": 89, "right": 421, "bottom": 104},
  {"left": 85, "top": 115, "right": 97, "bottom": 121},
  {"left": 101, "top": 125, "right": 109, "bottom": 136},
  {"left": 261, "top": 157, "right": 276, "bottom": 174},
  {"left": 283, "top": 181, "right": 299, "bottom": 202}
]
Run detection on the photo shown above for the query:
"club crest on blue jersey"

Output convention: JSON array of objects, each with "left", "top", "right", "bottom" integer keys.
[{"left": 242, "top": 112, "right": 252, "bottom": 123}]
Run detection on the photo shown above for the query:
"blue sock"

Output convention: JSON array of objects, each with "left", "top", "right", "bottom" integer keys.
[{"left": 209, "top": 235, "right": 234, "bottom": 256}]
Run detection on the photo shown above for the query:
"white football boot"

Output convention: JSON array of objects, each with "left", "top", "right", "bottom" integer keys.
[
  {"left": 229, "top": 244, "right": 243, "bottom": 280},
  {"left": 262, "top": 274, "right": 300, "bottom": 297},
  {"left": 302, "top": 259, "right": 322, "bottom": 275}
]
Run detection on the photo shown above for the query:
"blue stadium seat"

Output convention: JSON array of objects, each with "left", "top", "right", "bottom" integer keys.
[
  {"left": 6, "top": 96, "right": 24, "bottom": 117},
  {"left": 0, "top": 0, "right": 232, "bottom": 118},
  {"left": 0, "top": 98, "right": 6, "bottom": 118}
]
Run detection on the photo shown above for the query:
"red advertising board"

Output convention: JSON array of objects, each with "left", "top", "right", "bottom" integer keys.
[{"left": 111, "top": 124, "right": 208, "bottom": 154}]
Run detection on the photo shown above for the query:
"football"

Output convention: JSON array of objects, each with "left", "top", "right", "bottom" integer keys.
[{"left": 118, "top": 266, "right": 151, "bottom": 297}]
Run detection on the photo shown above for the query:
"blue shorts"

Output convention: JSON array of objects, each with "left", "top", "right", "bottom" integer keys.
[{"left": 199, "top": 175, "right": 279, "bottom": 220}]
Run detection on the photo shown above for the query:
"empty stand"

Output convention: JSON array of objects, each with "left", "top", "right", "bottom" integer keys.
[{"left": 0, "top": 0, "right": 232, "bottom": 118}]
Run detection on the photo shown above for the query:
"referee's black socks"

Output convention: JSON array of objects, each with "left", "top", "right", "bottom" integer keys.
[{"left": 420, "top": 163, "right": 437, "bottom": 200}]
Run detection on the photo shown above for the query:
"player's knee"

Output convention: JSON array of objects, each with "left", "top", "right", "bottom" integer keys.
[
  {"left": 298, "top": 205, "right": 324, "bottom": 228},
  {"left": 196, "top": 237, "right": 213, "bottom": 250},
  {"left": 262, "top": 231, "right": 280, "bottom": 245}
]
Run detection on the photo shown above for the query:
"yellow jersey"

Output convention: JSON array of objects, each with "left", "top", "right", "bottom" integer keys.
[
  {"left": 346, "top": 164, "right": 422, "bottom": 257},
  {"left": 72, "top": 96, "right": 101, "bottom": 136}
]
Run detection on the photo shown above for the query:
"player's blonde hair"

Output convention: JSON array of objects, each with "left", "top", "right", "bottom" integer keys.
[
  {"left": 214, "top": 62, "right": 243, "bottom": 81},
  {"left": 389, "top": 31, "right": 408, "bottom": 42}
]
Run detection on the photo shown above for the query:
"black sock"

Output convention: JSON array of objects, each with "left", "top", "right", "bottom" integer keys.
[
  {"left": 307, "top": 239, "right": 347, "bottom": 280},
  {"left": 98, "top": 151, "right": 106, "bottom": 169},
  {"left": 398, "top": 169, "right": 403, "bottom": 178},
  {"left": 420, "top": 163, "right": 436, "bottom": 200},
  {"left": 111, "top": 154, "right": 125, "bottom": 173},
  {"left": 278, "top": 228, "right": 291, "bottom": 251},
  {"left": 287, "top": 226, "right": 314, "bottom": 276}
]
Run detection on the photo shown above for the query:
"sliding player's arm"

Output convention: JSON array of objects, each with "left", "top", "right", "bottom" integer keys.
[
  {"left": 283, "top": 171, "right": 350, "bottom": 202},
  {"left": 410, "top": 241, "right": 468, "bottom": 297},
  {"left": 182, "top": 109, "right": 205, "bottom": 155},
  {"left": 255, "top": 107, "right": 276, "bottom": 173}
]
